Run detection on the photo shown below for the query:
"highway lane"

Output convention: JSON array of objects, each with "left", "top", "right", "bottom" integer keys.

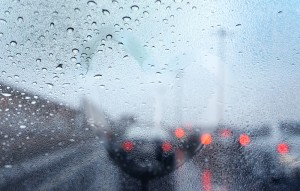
[{"left": 1, "top": 136, "right": 297, "bottom": 191}]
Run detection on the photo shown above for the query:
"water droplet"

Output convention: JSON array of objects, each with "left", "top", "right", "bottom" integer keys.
[
  {"left": 94, "top": 74, "right": 102, "bottom": 79},
  {"left": 38, "top": 35, "right": 45, "bottom": 41},
  {"left": 10, "top": 41, "right": 17, "bottom": 46},
  {"left": 56, "top": 64, "right": 63, "bottom": 70},
  {"left": 70, "top": 57, "right": 77, "bottom": 62},
  {"left": 50, "top": 22, "right": 55, "bottom": 28},
  {"left": 20, "top": 125, "right": 26, "bottom": 129},
  {"left": 46, "top": 83, "right": 54, "bottom": 88},
  {"left": 87, "top": 0, "right": 97, "bottom": 6},
  {"left": 67, "top": 27, "right": 74, "bottom": 33},
  {"left": 236, "top": 24, "right": 241, "bottom": 26},
  {"left": 122, "top": 16, "right": 131, "bottom": 22},
  {"left": 0, "top": 19, "right": 7, "bottom": 24},
  {"left": 74, "top": 8, "right": 80, "bottom": 13},
  {"left": 36, "top": 58, "right": 41, "bottom": 63},
  {"left": 131, "top": 5, "right": 139, "bottom": 11},
  {"left": 106, "top": 34, "right": 112, "bottom": 39},
  {"left": 143, "top": 11, "right": 149, "bottom": 16},
  {"left": 174, "top": 0, "right": 183, "bottom": 2},
  {"left": 1, "top": 93, "right": 11, "bottom": 97},
  {"left": 102, "top": 9, "right": 110, "bottom": 15},
  {"left": 4, "top": 165, "right": 12, "bottom": 168},
  {"left": 17, "top": 17, "right": 23, "bottom": 22},
  {"left": 72, "top": 48, "right": 79, "bottom": 54}
]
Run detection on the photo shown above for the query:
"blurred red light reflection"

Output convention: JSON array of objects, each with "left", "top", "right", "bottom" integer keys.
[
  {"left": 201, "top": 133, "right": 212, "bottom": 145},
  {"left": 201, "top": 169, "right": 212, "bottom": 191},
  {"left": 162, "top": 142, "right": 172, "bottom": 152},
  {"left": 220, "top": 129, "right": 232, "bottom": 138},
  {"left": 175, "top": 128, "right": 185, "bottom": 139},
  {"left": 239, "top": 134, "right": 250, "bottom": 146},
  {"left": 277, "top": 143, "right": 289, "bottom": 154},
  {"left": 122, "top": 141, "right": 134, "bottom": 152}
]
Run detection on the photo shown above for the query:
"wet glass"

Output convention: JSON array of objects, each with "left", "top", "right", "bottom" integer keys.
[{"left": 0, "top": 0, "right": 300, "bottom": 190}]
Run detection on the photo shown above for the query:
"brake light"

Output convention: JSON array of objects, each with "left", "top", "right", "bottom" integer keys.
[
  {"left": 162, "top": 142, "right": 173, "bottom": 152},
  {"left": 239, "top": 134, "right": 250, "bottom": 146},
  {"left": 122, "top": 141, "right": 134, "bottom": 152},
  {"left": 277, "top": 143, "right": 289, "bottom": 154},
  {"left": 201, "top": 133, "right": 212, "bottom": 145},
  {"left": 175, "top": 128, "right": 185, "bottom": 139}
]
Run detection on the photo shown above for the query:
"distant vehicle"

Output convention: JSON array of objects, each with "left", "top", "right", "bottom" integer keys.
[
  {"left": 242, "top": 123, "right": 300, "bottom": 190},
  {"left": 276, "top": 122, "right": 300, "bottom": 183},
  {"left": 194, "top": 126, "right": 254, "bottom": 188},
  {"left": 84, "top": 99, "right": 202, "bottom": 186}
]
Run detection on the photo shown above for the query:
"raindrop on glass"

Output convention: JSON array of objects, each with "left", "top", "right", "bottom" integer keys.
[
  {"left": 67, "top": 27, "right": 74, "bottom": 33},
  {"left": 0, "top": 19, "right": 7, "bottom": 24},
  {"left": 143, "top": 11, "right": 149, "bottom": 16},
  {"left": 56, "top": 64, "right": 63, "bottom": 70},
  {"left": 106, "top": 34, "right": 112, "bottom": 39},
  {"left": 46, "top": 83, "right": 54, "bottom": 88},
  {"left": 74, "top": 8, "right": 80, "bottom": 13},
  {"left": 94, "top": 74, "right": 102, "bottom": 79},
  {"left": 122, "top": 16, "right": 131, "bottom": 22},
  {"left": 87, "top": 1, "right": 97, "bottom": 6},
  {"left": 20, "top": 125, "right": 26, "bottom": 129},
  {"left": 131, "top": 5, "right": 139, "bottom": 11},
  {"left": 102, "top": 9, "right": 110, "bottom": 15},
  {"left": 10, "top": 41, "right": 17, "bottom": 46},
  {"left": 72, "top": 48, "right": 79, "bottom": 54},
  {"left": 17, "top": 17, "right": 23, "bottom": 22}
]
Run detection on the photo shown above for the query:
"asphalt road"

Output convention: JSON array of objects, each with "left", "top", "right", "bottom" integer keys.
[{"left": 1, "top": 137, "right": 298, "bottom": 191}]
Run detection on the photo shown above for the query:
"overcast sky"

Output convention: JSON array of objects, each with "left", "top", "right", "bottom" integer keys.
[{"left": 0, "top": 0, "right": 300, "bottom": 126}]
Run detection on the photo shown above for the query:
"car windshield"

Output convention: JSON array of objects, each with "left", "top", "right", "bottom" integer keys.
[{"left": 1, "top": 0, "right": 300, "bottom": 190}]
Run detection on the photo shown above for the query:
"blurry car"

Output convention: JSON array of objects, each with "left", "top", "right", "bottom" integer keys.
[
  {"left": 276, "top": 122, "right": 300, "bottom": 186},
  {"left": 84, "top": 99, "right": 202, "bottom": 184},
  {"left": 193, "top": 126, "right": 255, "bottom": 189},
  {"left": 243, "top": 123, "right": 300, "bottom": 190}
]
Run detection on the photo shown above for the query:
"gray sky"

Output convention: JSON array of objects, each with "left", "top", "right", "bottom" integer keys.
[{"left": 0, "top": 0, "right": 300, "bottom": 126}]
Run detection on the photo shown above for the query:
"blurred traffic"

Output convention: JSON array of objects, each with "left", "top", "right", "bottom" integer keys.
[{"left": 1, "top": 82, "right": 300, "bottom": 190}]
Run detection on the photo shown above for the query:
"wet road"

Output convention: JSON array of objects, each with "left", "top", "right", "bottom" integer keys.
[{"left": 0, "top": 137, "right": 298, "bottom": 191}]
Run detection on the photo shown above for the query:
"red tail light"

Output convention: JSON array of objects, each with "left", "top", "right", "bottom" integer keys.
[
  {"left": 175, "top": 128, "right": 185, "bottom": 139},
  {"left": 201, "top": 133, "right": 212, "bottom": 145},
  {"left": 122, "top": 141, "right": 134, "bottom": 152},
  {"left": 277, "top": 143, "right": 289, "bottom": 154},
  {"left": 239, "top": 134, "right": 250, "bottom": 146},
  {"left": 162, "top": 142, "right": 173, "bottom": 152}
]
